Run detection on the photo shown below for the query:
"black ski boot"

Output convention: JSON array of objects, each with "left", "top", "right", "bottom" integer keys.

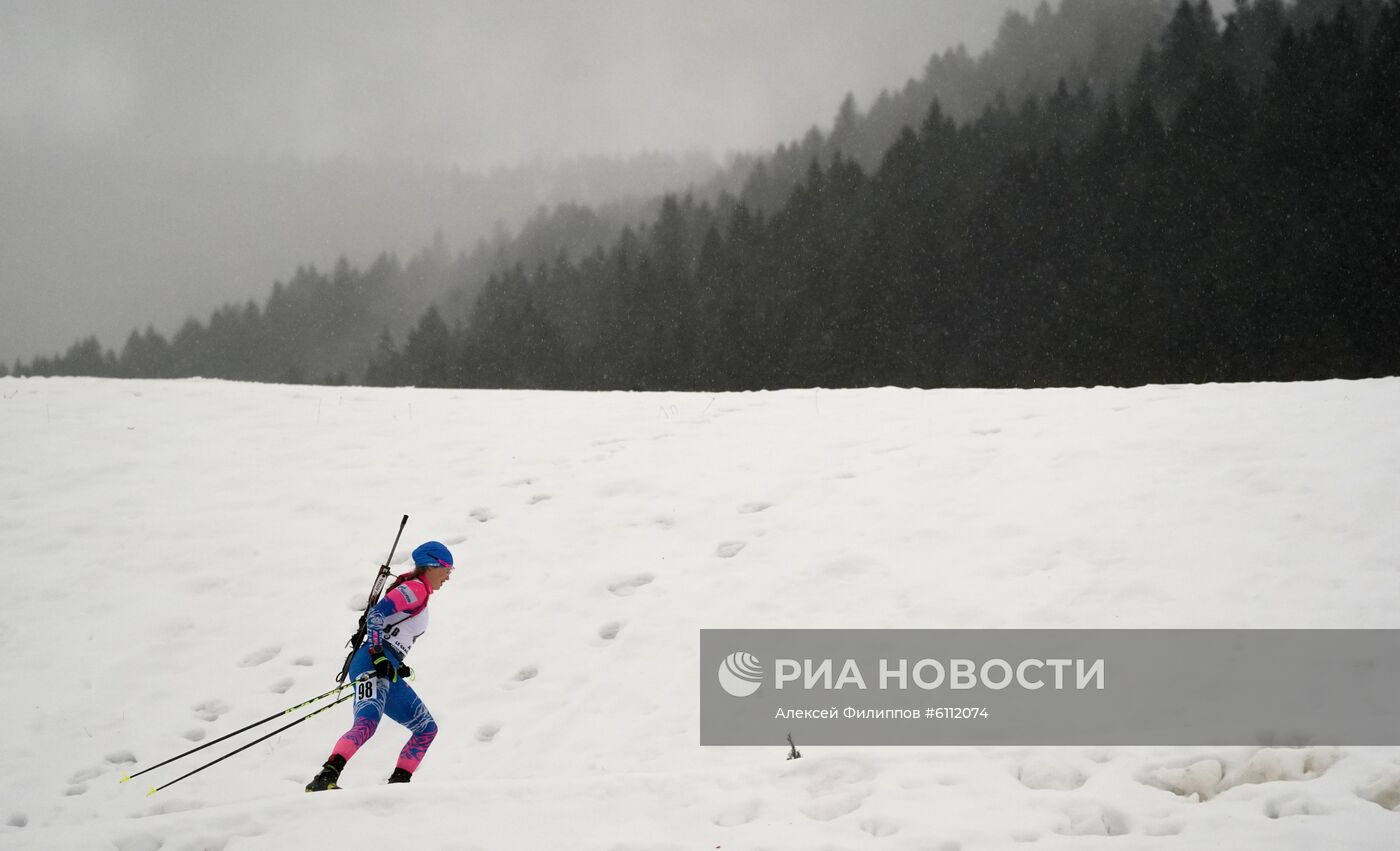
[
  {"left": 387, "top": 767, "right": 413, "bottom": 784},
  {"left": 305, "top": 754, "right": 346, "bottom": 792}
]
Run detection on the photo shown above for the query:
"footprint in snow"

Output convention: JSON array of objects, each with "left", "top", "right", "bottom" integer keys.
[
  {"left": 1145, "top": 819, "right": 1183, "bottom": 836},
  {"left": 64, "top": 784, "right": 88, "bottom": 796},
  {"left": 501, "top": 664, "right": 539, "bottom": 691},
  {"left": 105, "top": 751, "right": 137, "bottom": 766},
  {"left": 799, "top": 789, "right": 868, "bottom": 822},
  {"left": 476, "top": 723, "right": 500, "bottom": 743},
  {"left": 238, "top": 646, "right": 280, "bottom": 667},
  {"left": 859, "top": 817, "right": 902, "bottom": 837},
  {"left": 1016, "top": 757, "right": 1087, "bottom": 791},
  {"left": 1265, "top": 795, "right": 1329, "bottom": 819},
  {"left": 69, "top": 766, "right": 103, "bottom": 784},
  {"left": 607, "top": 573, "right": 654, "bottom": 596},
  {"left": 738, "top": 501, "right": 772, "bottom": 514},
  {"left": 269, "top": 678, "right": 294, "bottom": 694},
  {"left": 1052, "top": 803, "right": 1128, "bottom": 836},
  {"left": 598, "top": 622, "right": 622, "bottom": 641},
  {"left": 291, "top": 656, "right": 315, "bottom": 667},
  {"left": 193, "top": 699, "right": 230, "bottom": 722},
  {"left": 181, "top": 729, "right": 206, "bottom": 742},
  {"left": 716, "top": 541, "right": 746, "bottom": 559},
  {"left": 6, "top": 813, "right": 27, "bottom": 828},
  {"left": 1359, "top": 773, "right": 1400, "bottom": 811},
  {"left": 712, "top": 799, "right": 761, "bottom": 827},
  {"left": 527, "top": 494, "right": 552, "bottom": 505},
  {"left": 470, "top": 507, "right": 495, "bottom": 523}
]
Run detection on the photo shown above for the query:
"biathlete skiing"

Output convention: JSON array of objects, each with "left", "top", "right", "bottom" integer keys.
[{"left": 306, "top": 540, "right": 454, "bottom": 791}]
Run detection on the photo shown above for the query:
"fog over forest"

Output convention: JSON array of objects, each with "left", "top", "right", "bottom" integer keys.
[{"left": 1, "top": 0, "right": 1086, "bottom": 366}]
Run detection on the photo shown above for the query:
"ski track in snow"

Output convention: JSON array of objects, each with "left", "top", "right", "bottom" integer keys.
[{"left": 1, "top": 376, "right": 1398, "bottom": 849}]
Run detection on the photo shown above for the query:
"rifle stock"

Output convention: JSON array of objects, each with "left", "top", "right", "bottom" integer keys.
[{"left": 336, "top": 515, "right": 408, "bottom": 684}]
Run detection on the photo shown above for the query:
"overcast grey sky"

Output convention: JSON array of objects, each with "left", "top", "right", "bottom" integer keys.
[
  {"left": 2, "top": 0, "right": 1052, "bottom": 168},
  {"left": 4, "top": 0, "right": 1077, "bottom": 366}
]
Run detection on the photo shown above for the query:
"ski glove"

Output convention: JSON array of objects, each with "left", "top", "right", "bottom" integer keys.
[
  {"left": 370, "top": 647, "right": 398, "bottom": 681},
  {"left": 397, "top": 663, "right": 413, "bottom": 680}
]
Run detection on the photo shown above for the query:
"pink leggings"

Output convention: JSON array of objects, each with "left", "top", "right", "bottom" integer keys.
[{"left": 331, "top": 675, "right": 438, "bottom": 773}]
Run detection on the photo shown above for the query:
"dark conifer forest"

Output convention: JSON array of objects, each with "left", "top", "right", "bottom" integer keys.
[{"left": 10, "top": 0, "right": 1399, "bottom": 390}]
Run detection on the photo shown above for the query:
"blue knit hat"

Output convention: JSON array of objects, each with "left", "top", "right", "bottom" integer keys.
[{"left": 411, "top": 540, "right": 454, "bottom": 568}]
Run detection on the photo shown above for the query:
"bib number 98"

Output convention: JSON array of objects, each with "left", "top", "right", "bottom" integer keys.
[{"left": 355, "top": 679, "right": 377, "bottom": 701}]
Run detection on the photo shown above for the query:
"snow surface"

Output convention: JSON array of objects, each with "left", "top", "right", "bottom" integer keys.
[{"left": 2, "top": 376, "right": 1398, "bottom": 850}]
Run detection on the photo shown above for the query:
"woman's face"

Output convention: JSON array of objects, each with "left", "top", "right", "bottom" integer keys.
[{"left": 423, "top": 564, "right": 452, "bottom": 591}]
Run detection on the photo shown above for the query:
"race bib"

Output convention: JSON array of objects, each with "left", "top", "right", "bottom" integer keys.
[{"left": 352, "top": 676, "right": 379, "bottom": 702}]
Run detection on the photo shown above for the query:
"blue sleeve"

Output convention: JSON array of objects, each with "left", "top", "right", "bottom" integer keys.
[{"left": 366, "top": 595, "right": 397, "bottom": 649}]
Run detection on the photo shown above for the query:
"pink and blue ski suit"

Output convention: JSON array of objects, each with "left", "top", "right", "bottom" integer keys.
[{"left": 333, "top": 575, "right": 438, "bottom": 774}]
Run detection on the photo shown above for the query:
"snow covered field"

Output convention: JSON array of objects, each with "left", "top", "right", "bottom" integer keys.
[{"left": 2, "top": 376, "right": 1398, "bottom": 850}]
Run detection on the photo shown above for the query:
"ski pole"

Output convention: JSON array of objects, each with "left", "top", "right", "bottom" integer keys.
[
  {"left": 119, "top": 683, "right": 346, "bottom": 784},
  {"left": 337, "top": 514, "right": 409, "bottom": 685},
  {"left": 144, "top": 691, "right": 354, "bottom": 796}
]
